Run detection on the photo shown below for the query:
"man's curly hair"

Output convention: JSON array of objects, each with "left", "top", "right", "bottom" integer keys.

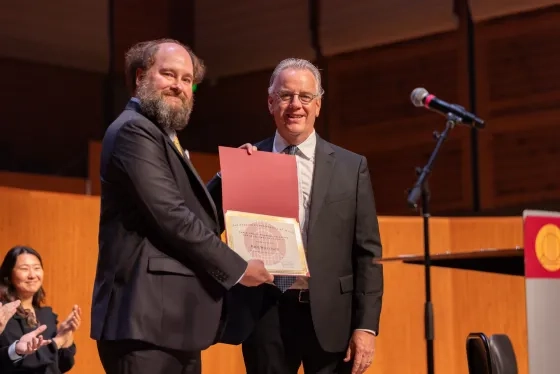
[{"left": 124, "top": 38, "right": 206, "bottom": 95}]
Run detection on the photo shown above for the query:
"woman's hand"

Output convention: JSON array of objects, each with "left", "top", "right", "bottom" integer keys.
[
  {"left": 0, "top": 300, "right": 20, "bottom": 334},
  {"left": 55, "top": 305, "right": 81, "bottom": 348},
  {"left": 15, "top": 324, "right": 52, "bottom": 355}
]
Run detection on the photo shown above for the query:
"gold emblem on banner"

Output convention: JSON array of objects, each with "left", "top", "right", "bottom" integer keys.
[{"left": 535, "top": 223, "right": 560, "bottom": 272}]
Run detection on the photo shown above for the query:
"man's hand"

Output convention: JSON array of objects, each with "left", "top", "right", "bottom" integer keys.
[
  {"left": 239, "top": 259, "right": 274, "bottom": 286},
  {"left": 15, "top": 324, "right": 51, "bottom": 355},
  {"left": 238, "top": 143, "right": 258, "bottom": 155},
  {"left": 344, "top": 330, "right": 376, "bottom": 374},
  {"left": 0, "top": 300, "right": 20, "bottom": 334}
]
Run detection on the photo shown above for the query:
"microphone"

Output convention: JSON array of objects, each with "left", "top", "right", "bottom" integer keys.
[{"left": 410, "top": 88, "right": 485, "bottom": 129}]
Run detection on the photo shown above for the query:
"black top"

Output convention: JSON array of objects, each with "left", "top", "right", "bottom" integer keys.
[{"left": 0, "top": 306, "right": 76, "bottom": 373}]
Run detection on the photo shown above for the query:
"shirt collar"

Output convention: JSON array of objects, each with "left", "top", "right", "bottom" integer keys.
[
  {"left": 166, "top": 128, "right": 177, "bottom": 139},
  {"left": 273, "top": 130, "right": 316, "bottom": 160}
]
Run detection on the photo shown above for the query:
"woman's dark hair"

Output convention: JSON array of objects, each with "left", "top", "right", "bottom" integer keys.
[{"left": 0, "top": 246, "right": 46, "bottom": 327}]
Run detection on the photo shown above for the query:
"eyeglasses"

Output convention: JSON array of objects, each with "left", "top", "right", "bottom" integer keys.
[{"left": 274, "top": 91, "right": 321, "bottom": 105}]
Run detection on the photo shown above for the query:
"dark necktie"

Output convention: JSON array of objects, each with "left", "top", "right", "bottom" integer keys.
[
  {"left": 283, "top": 145, "right": 298, "bottom": 156},
  {"left": 274, "top": 144, "right": 299, "bottom": 292}
]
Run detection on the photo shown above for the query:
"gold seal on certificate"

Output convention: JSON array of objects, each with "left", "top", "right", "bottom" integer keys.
[{"left": 225, "top": 210, "right": 309, "bottom": 276}]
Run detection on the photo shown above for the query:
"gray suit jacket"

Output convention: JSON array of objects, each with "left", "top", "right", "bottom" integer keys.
[{"left": 210, "top": 134, "right": 383, "bottom": 353}]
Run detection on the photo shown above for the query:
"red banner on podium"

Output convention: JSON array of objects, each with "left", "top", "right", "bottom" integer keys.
[{"left": 523, "top": 210, "right": 560, "bottom": 279}]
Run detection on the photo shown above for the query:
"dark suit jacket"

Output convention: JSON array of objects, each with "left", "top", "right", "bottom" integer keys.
[
  {"left": 209, "top": 134, "right": 384, "bottom": 353},
  {"left": 0, "top": 346, "right": 11, "bottom": 370},
  {"left": 0, "top": 307, "right": 76, "bottom": 374},
  {"left": 90, "top": 100, "right": 247, "bottom": 352}
]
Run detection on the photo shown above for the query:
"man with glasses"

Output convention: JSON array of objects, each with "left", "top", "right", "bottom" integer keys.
[{"left": 209, "top": 58, "right": 384, "bottom": 374}]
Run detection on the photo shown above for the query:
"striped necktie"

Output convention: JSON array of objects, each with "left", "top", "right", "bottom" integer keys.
[
  {"left": 283, "top": 144, "right": 298, "bottom": 156},
  {"left": 274, "top": 144, "right": 299, "bottom": 292}
]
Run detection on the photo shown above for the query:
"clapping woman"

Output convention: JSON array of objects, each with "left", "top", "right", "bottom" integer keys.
[{"left": 0, "top": 246, "right": 81, "bottom": 374}]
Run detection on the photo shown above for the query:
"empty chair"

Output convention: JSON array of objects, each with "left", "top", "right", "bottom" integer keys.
[
  {"left": 466, "top": 332, "right": 518, "bottom": 374},
  {"left": 488, "top": 334, "right": 518, "bottom": 374},
  {"left": 467, "top": 332, "right": 492, "bottom": 374}
]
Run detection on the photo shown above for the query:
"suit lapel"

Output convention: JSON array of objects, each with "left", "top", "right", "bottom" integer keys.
[
  {"left": 257, "top": 135, "right": 334, "bottom": 234},
  {"left": 126, "top": 100, "right": 219, "bottom": 224},
  {"left": 255, "top": 137, "right": 274, "bottom": 152},
  {"left": 164, "top": 136, "right": 219, "bottom": 224},
  {"left": 308, "top": 136, "right": 335, "bottom": 235}
]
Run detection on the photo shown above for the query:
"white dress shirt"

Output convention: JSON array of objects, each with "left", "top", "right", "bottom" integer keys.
[
  {"left": 8, "top": 341, "right": 21, "bottom": 361},
  {"left": 272, "top": 130, "right": 316, "bottom": 290}
]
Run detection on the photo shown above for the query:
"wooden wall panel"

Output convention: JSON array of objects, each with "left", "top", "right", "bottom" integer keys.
[
  {"left": 0, "top": 187, "right": 103, "bottom": 374},
  {"left": 88, "top": 141, "right": 102, "bottom": 196},
  {"left": 490, "top": 119, "right": 560, "bottom": 205},
  {"left": 0, "top": 171, "right": 87, "bottom": 195},
  {"left": 189, "top": 152, "right": 220, "bottom": 183},
  {"left": 366, "top": 137, "right": 470, "bottom": 214},
  {"left": 319, "top": 0, "right": 458, "bottom": 56},
  {"left": 0, "top": 186, "right": 528, "bottom": 373},
  {"left": 469, "top": 0, "right": 559, "bottom": 22},
  {"left": 112, "top": 0, "right": 172, "bottom": 76},
  {"left": 194, "top": 0, "right": 315, "bottom": 79},
  {"left": 0, "top": 58, "right": 104, "bottom": 178},
  {"left": 475, "top": 6, "right": 560, "bottom": 210},
  {"left": 447, "top": 217, "right": 526, "bottom": 374},
  {"left": 185, "top": 69, "right": 276, "bottom": 153},
  {"left": 326, "top": 31, "right": 472, "bottom": 215},
  {"left": 0, "top": 0, "right": 108, "bottom": 72},
  {"left": 0, "top": 0, "right": 195, "bottom": 176},
  {"left": 1, "top": 4, "right": 559, "bottom": 218},
  {"left": 375, "top": 218, "right": 457, "bottom": 373}
]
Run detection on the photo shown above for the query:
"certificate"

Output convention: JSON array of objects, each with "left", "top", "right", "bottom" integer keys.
[{"left": 225, "top": 210, "right": 309, "bottom": 276}]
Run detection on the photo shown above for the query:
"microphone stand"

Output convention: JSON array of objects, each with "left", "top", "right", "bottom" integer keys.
[{"left": 406, "top": 112, "right": 462, "bottom": 374}]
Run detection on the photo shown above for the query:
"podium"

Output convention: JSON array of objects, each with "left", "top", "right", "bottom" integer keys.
[
  {"left": 381, "top": 247, "right": 524, "bottom": 276},
  {"left": 377, "top": 210, "right": 560, "bottom": 374}
]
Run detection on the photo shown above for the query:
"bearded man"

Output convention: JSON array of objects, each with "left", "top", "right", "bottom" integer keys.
[{"left": 90, "top": 39, "right": 272, "bottom": 374}]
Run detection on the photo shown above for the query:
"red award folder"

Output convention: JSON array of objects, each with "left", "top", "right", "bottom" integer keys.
[
  {"left": 218, "top": 146, "right": 299, "bottom": 221},
  {"left": 523, "top": 209, "right": 560, "bottom": 279}
]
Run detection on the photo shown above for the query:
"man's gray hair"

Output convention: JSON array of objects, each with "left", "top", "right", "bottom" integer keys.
[{"left": 268, "top": 58, "right": 325, "bottom": 97}]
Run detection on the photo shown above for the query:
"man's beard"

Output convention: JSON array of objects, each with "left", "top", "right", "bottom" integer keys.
[{"left": 136, "top": 79, "right": 193, "bottom": 132}]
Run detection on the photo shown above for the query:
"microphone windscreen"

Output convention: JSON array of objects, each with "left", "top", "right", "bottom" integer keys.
[{"left": 410, "top": 87, "right": 429, "bottom": 107}]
